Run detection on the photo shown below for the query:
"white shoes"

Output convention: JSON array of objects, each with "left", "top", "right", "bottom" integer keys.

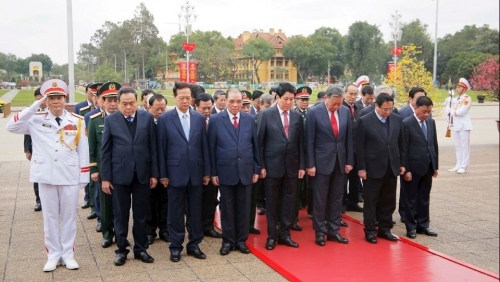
[
  {"left": 448, "top": 167, "right": 459, "bottom": 172},
  {"left": 62, "top": 258, "right": 80, "bottom": 270},
  {"left": 43, "top": 259, "right": 60, "bottom": 272},
  {"left": 457, "top": 168, "right": 466, "bottom": 174}
]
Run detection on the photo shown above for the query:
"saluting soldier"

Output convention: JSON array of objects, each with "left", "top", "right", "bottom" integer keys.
[
  {"left": 7, "top": 79, "right": 89, "bottom": 272},
  {"left": 88, "top": 82, "right": 121, "bottom": 248}
]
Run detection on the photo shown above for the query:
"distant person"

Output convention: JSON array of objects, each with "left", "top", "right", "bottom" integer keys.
[{"left": 211, "top": 90, "right": 227, "bottom": 114}]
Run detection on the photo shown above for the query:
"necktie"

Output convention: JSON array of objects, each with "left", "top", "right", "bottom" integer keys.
[
  {"left": 206, "top": 118, "right": 209, "bottom": 130},
  {"left": 420, "top": 120, "right": 428, "bottom": 140},
  {"left": 55, "top": 117, "right": 61, "bottom": 126},
  {"left": 233, "top": 116, "right": 238, "bottom": 128},
  {"left": 283, "top": 111, "right": 289, "bottom": 138},
  {"left": 181, "top": 113, "right": 190, "bottom": 141},
  {"left": 330, "top": 111, "right": 338, "bottom": 138},
  {"left": 349, "top": 105, "right": 355, "bottom": 118},
  {"left": 381, "top": 117, "right": 386, "bottom": 123},
  {"left": 126, "top": 116, "right": 133, "bottom": 122}
]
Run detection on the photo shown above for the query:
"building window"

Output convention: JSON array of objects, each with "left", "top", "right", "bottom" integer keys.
[
  {"left": 270, "top": 60, "right": 274, "bottom": 67},
  {"left": 285, "top": 60, "right": 289, "bottom": 67},
  {"left": 270, "top": 70, "right": 275, "bottom": 80},
  {"left": 276, "top": 58, "right": 283, "bottom": 67}
]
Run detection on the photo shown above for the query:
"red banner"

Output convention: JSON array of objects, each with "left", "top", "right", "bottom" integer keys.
[
  {"left": 179, "top": 62, "right": 187, "bottom": 82},
  {"left": 182, "top": 42, "right": 196, "bottom": 52},
  {"left": 387, "top": 63, "right": 395, "bottom": 75},
  {"left": 391, "top": 46, "right": 402, "bottom": 56},
  {"left": 188, "top": 62, "right": 197, "bottom": 83}
]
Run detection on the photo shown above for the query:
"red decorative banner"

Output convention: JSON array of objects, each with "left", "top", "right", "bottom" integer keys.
[
  {"left": 188, "top": 62, "right": 197, "bottom": 83},
  {"left": 391, "top": 46, "right": 403, "bottom": 56},
  {"left": 179, "top": 62, "right": 187, "bottom": 82},
  {"left": 387, "top": 63, "right": 396, "bottom": 75},
  {"left": 182, "top": 42, "right": 196, "bottom": 52}
]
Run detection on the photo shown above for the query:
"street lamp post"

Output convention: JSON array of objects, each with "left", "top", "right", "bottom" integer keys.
[
  {"left": 432, "top": 0, "right": 439, "bottom": 85},
  {"left": 179, "top": 1, "right": 197, "bottom": 83}
]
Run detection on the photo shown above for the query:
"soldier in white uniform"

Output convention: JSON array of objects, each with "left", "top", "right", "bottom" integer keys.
[
  {"left": 445, "top": 78, "right": 472, "bottom": 174},
  {"left": 6, "top": 79, "right": 89, "bottom": 272}
]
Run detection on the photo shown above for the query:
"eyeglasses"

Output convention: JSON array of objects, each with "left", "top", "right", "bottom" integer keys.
[
  {"left": 379, "top": 107, "right": 394, "bottom": 112},
  {"left": 151, "top": 107, "right": 166, "bottom": 112}
]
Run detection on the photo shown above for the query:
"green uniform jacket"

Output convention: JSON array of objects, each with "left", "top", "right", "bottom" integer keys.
[
  {"left": 79, "top": 105, "right": 94, "bottom": 117},
  {"left": 88, "top": 111, "right": 106, "bottom": 174}
]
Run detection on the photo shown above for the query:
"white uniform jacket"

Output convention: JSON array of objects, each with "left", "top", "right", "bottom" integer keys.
[
  {"left": 445, "top": 94, "right": 472, "bottom": 132},
  {"left": 6, "top": 99, "right": 90, "bottom": 186}
]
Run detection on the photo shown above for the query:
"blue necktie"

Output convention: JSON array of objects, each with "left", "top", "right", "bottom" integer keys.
[
  {"left": 381, "top": 117, "right": 386, "bottom": 123},
  {"left": 181, "top": 113, "right": 190, "bottom": 141},
  {"left": 421, "top": 120, "right": 428, "bottom": 140},
  {"left": 126, "top": 116, "right": 133, "bottom": 122}
]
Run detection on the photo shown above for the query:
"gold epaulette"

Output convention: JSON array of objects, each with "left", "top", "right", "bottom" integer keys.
[
  {"left": 35, "top": 111, "right": 48, "bottom": 115},
  {"left": 80, "top": 105, "right": 90, "bottom": 111},
  {"left": 90, "top": 112, "right": 102, "bottom": 119},
  {"left": 89, "top": 162, "right": 98, "bottom": 167},
  {"left": 71, "top": 112, "right": 84, "bottom": 119}
]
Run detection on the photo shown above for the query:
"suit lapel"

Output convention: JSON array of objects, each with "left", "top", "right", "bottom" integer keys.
[
  {"left": 388, "top": 114, "right": 395, "bottom": 141},
  {"left": 134, "top": 111, "right": 144, "bottom": 143},
  {"left": 188, "top": 109, "right": 196, "bottom": 142},
  {"left": 369, "top": 113, "right": 388, "bottom": 141},
  {"left": 411, "top": 116, "right": 428, "bottom": 143},
  {"left": 319, "top": 103, "right": 335, "bottom": 139},
  {"left": 222, "top": 111, "right": 238, "bottom": 142},
  {"left": 116, "top": 114, "right": 133, "bottom": 141},
  {"left": 271, "top": 108, "right": 287, "bottom": 139},
  {"left": 172, "top": 109, "right": 188, "bottom": 142}
]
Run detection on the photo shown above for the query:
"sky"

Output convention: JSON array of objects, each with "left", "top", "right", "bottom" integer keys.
[{"left": 0, "top": 0, "right": 498, "bottom": 65}]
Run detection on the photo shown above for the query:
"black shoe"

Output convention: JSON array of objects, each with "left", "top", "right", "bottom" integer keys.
[
  {"left": 341, "top": 205, "right": 346, "bottom": 214},
  {"left": 340, "top": 220, "right": 348, "bottom": 227},
  {"left": 315, "top": 235, "right": 325, "bottom": 246},
  {"left": 236, "top": 244, "right": 250, "bottom": 254},
  {"left": 204, "top": 229, "right": 222, "bottom": 238},
  {"left": 101, "top": 239, "right": 113, "bottom": 248},
  {"left": 114, "top": 253, "right": 127, "bottom": 266},
  {"left": 96, "top": 223, "right": 102, "bottom": 232},
  {"left": 134, "top": 251, "right": 154, "bottom": 263},
  {"left": 87, "top": 212, "right": 97, "bottom": 220},
  {"left": 327, "top": 233, "right": 349, "bottom": 244},
  {"left": 81, "top": 201, "right": 90, "bottom": 209},
  {"left": 358, "top": 196, "right": 364, "bottom": 203},
  {"left": 170, "top": 250, "right": 181, "bottom": 262},
  {"left": 377, "top": 231, "right": 399, "bottom": 242},
  {"left": 159, "top": 232, "right": 170, "bottom": 242},
  {"left": 278, "top": 237, "right": 299, "bottom": 248},
  {"left": 147, "top": 235, "right": 154, "bottom": 245},
  {"left": 220, "top": 243, "right": 233, "bottom": 256},
  {"left": 407, "top": 230, "right": 417, "bottom": 239},
  {"left": 34, "top": 203, "right": 42, "bottom": 212},
  {"left": 265, "top": 239, "right": 276, "bottom": 250},
  {"left": 365, "top": 233, "right": 377, "bottom": 244},
  {"left": 400, "top": 217, "right": 406, "bottom": 223},
  {"left": 346, "top": 204, "right": 363, "bottom": 212},
  {"left": 291, "top": 224, "right": 303, "bottom": 231},
  {"left": 187, "top": 249, "right": 206, "bottom": 259},
  {"left": 249, "top": 227, "right": 261, "bottom": 234},
  {"left": 417, "top": 228, "right": 438, "bottom": 237},
  {"left": 257, "top": 207, "right": 266, "bottom": 215}
]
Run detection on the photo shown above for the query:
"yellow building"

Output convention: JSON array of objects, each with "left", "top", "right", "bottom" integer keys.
[{"left": 233, "top": 29, "right": 298, "bottom": 84}]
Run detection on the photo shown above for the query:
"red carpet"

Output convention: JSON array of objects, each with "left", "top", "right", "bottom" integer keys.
[{"left": 215, "top": 209, "right": 499, "bottom": 282}]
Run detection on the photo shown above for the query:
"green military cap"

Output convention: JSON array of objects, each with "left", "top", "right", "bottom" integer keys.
[
  {"left": 295, "top": 86, "right": 312, "bottom": 99},
  {"left": 98, "top": 82, "right": 121, "bottom": 98},
  {"left": 88, "top": 82, "right": 103, "bottom": 95}
]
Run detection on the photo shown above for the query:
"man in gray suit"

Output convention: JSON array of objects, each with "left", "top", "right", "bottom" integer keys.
[{"left": 305, "top": 85, "right": 354, "bottom": 247}]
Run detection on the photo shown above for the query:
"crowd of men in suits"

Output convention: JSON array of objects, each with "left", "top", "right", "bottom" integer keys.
[{"left": 9, "top": 75, "right": 475, "bottom": 272}]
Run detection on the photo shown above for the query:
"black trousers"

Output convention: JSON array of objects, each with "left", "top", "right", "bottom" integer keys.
[
  {"left": 294, "top": 175, "right": 308, "bottom": 223},
  {"left": 256, "top": 178, "right": 265, "bottom": 209},
  {"left": 403, "top": 165, "right": 433, "bottom": 232},
  {"left": 363, "top": 167, "right": 397, "bottom": 234},
  {"left": 147, "top": 182, "right": 168, "bottom": 235},
  {"left": 344, "top": 155, "right": 361, "bottom": 206},
  {"left": 219, "top": 182, "right": 251, "bottom": 247},
  {"left": 112, "top": 173, "right": 150, "bottom": 255},
  {"left": 398, "top": 175, "right": 405, "bottom": 219},
  {"left": 250, "top": 179, "right": 260, "bottom": 228},
  {"left": 311, "top": 159, "right": 344, "bottom": 236},
  {"left": 264, "top": 175, "right": 297, "bottom": 240},
  {"left": 34, "top": 182, "right": 40, "bottom": 203},
  {"left": 202, "top": 181, "right": 218, "bottom": 232},
  {"left": 167, "top": 181, "right": 203, "bottom": 252}
]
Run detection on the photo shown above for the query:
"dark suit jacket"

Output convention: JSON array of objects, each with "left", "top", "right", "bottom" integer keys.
[
  {"left": 101, "top": 110, "right": 158, "bottom": 185},
  {"left": 355, "top": 99, "right": 368, "bottom": 110},
  {"left": 157, "top": 108, "right": 210, "bottom": 187},
  {"left": 398, "top": 105, "right": 413, "bottom": 120},
  {"left": 359, "top": 104, "right": 400, "bottom": 117},
  {"left": 305, "top": 103, "right": 354, "bottom": 175},
  {"left": 208, "top": 110, "right": 260, "bottom": 186},
  {"left": 74, "top": 100, "right": 90, "bottom": 115},
  {"left": 257, "top": 106, "right": 304, "bottom": 178},
  {"left": 343, "top": 101, "right": 361, "bottom": 142},
  {"left": 403, "top": 115, "right": 438, "bottom": 176},
  {"left": 356, "top": 111, "right": 405, "bottom": 179},
  {"left": 211, "top": 106, "right": 224, "bottom": 115}
]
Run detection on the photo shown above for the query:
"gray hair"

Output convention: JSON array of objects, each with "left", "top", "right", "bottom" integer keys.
[
  {"left": 375, "top": 86, "right": 393, "bottom": 96},
  {"left": 260, "top": 93, "right": 274, "bottom": 105},
  {"left": 325, "top": 85, "right": 344, "bottom": 98},
  {"left": 213, "top": 90, "right": 226, "bottom": 101},
  {"left": 226, "top": 88, "right": 242, "bottom": 99}
]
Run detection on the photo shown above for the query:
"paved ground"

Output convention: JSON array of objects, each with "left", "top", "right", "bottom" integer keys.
[
  {"left": 0, "top": 102, "right": 498, "bottom": 281},
  {"left": 0, "top": 90, "right": 20, "bottom": 103}
]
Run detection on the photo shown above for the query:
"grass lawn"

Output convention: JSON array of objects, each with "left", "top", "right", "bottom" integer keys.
[
  {"left": 10, "top": 90, "right": 87, "bottom": 107},
  {"left": 0, "top": 90, "right": 9, "bottom": 97}
]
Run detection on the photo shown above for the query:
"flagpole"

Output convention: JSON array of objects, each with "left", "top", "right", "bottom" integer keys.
[{"left": 66, "top": 0, "right": 75, "bottom": 103}]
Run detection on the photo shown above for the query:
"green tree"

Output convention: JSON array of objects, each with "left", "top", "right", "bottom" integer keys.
[
  {"left": 283, "top": 35, "right": 312, "bottom": 83},
  {"left": 0, "top": 53, "right": 18, "bottom": 80},
  {"left": 241, "top": 37, "right": 275, "bottom": 83},
  {"left": 441, "top": 52, "right": 487, "bottom": 82}
]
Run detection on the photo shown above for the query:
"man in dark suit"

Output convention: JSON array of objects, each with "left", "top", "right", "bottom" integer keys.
[
  {"left": 24, "top": 87, "right": 46, "bottom": 211},
  {"left": 305, "top": 85, "right": 354, "bottom": 247},
  {"left": 402, "top": 96, "right": 439, "bottom": 239},
  {"left": 157, "top": 82, "right": 211, "bottom": 262},
  {"left": 250, "top": 90, "right": 263, "bottom": 116},
  {"left": 101, "top": 86, "right": 158, "bottom": 266},
  {"left": 397, "top": 87, "right": 428, "bottom": 223},
  {"left": 74, "top": 83, "right": 96, "bottom": 115},
  {"left": 208, "top": 88, "right": 260, "bottom": 256},
  {"left": 195, "top": 93, "right": 223, "bottom": 239},
  {"left": 356, "top": 93, "right": 405, "bottom": 244},
  {"left": 257, "top": 83, "right": 305, "bottom": 250},
  {"left": 211, "top": 90, "right": 226, "bottom": 114},
  {"left": 355, "top": 85, "right": 375, "bottom": 110},
  {"left": 359, "top": 86, "right": 399, "bottom": 117},
  {"left": 342, "top": 84, "right": 363, "bottom": 213}
]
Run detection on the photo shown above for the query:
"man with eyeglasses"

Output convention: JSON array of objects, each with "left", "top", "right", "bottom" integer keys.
[
  {"left": 359, "top": 86, "right": 400, "bottom": 117},
  {"left": 356, "top": 93, "right": 405, "bottom": 244}
]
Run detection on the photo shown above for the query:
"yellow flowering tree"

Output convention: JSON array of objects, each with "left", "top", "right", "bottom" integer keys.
[{"left": 384, "top": 44, "right": 441, "bottom": 114}]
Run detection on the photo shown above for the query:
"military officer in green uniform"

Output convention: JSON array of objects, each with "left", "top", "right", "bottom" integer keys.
[{"left": 88, "top": 81, "right": 121, "bottom": 248}]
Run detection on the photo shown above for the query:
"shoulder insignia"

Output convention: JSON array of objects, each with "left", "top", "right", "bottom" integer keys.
[
  {"left": 35, "top": 111, "right": 48, "bottom": 115},
  {"left": 80, "top": 105, "right": 90, "bottom": 111},
  {"left": 71, "top": 112, "right": 84, "bottom": 119},
  {"left": 464, "top": 100, "right": 469, "bottom": 105},
  {"left": 464, "top": 94, "right": 469, "bottom": 98},
  {"left": 90, "top": 112, "right": 102, "bottom": 119}
]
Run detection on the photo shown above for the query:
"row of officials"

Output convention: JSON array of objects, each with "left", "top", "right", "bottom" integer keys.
[{"left": 8, "top": 76, "right": 474, "bottom": 272}]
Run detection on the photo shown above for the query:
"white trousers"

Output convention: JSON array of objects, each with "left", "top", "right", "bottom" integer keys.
[
  {"left": 38, "top": 184, "right": 79, "bottom": 260},
  {"left": 453, "top": 130, "right": 471, "bottom": 170}
]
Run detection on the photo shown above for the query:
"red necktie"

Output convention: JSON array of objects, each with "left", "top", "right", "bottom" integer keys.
[
  {"left": 233, "top": 116, "right": 238, "bottom": 128},
  {"left": 331, "top": 111, "right": 338, "bottom": 138},
  {"left": 349, "top": 105, "right": 354, "bottom": 118},
  {"left": 283, "top": 111, "right": 289, "bottom": 138}
]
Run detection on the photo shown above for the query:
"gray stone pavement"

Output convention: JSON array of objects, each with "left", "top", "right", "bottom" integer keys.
[
  {"left": 0, "top": 90, "right": 20, "bottom": 103},
  {"left": 0, "top": 103, "right": 498, "bottom": 281}
]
